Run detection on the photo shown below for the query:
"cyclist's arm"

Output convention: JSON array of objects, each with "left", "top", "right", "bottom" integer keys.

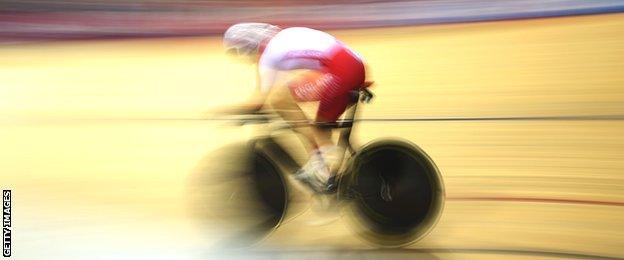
[
  {"left": 231, "top": 64, "right": 276, "bottom": 113},
  {"left": 243, "top": 64, "right": 272, "bottom": 111}
]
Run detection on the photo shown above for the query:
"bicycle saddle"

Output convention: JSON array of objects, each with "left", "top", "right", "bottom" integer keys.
[{"left": 349, "top": 81, "right": 375, "bottom": 103}]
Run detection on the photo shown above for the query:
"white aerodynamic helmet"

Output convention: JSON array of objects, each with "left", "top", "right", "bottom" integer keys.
[{"left": 223, "top": 23, "right": 280, "bottom": 56}]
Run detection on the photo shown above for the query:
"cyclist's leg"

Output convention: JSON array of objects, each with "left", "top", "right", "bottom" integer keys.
[
  {"left": 271, "top": 71, "right": 339, "bottom": 189},
  {"left": 314, "top": 84, "right": 350, "bottom": 145},
  {"left": 266, "top": 75, "right": 320, "bottom": 154},
  {"left": 285, "top": 71, "right": 338, "bottom": 146},
  {"left": 314, "top": 47, "right": 366, "bottom": 173},
  {"left": 269, "top": 56, "right": 363, "bottom": 191}
]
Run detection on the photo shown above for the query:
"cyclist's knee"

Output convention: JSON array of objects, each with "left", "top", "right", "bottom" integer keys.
[{"left": 267, "top": 85, "right": 294, "bottom": 109}]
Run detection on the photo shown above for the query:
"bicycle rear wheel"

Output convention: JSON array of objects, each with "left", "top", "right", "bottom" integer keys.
[{"left": 343, "top": 139, "right": 445, "bottom": 247}]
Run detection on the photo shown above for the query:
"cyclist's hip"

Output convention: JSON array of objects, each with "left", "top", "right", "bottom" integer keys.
[{"left": 288, "top": 46, "right": 365, "bottom": 102}]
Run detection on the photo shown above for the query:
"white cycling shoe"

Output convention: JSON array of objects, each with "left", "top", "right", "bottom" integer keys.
[
  {"left": 294, "top": 155, "right": 330, "bottom": 193},
  {"left": 294, "top": 145, "right": 343, "bottom": 193}
]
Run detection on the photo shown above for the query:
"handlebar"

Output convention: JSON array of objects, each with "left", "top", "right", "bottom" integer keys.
[{"left": 230, "top": 111, "right": 277, "bottom": 125}]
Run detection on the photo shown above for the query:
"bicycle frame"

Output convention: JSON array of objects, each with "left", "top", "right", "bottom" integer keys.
[{"left": 251, "top": 87, "right": 374, "bottom": 178}]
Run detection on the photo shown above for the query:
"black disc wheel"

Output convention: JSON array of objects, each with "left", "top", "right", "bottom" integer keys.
[
  {"left": 189, "top": 143, "right": 287, "bottom": 248},
  {"left": 249, "top": 151, "right": 288, "bottom": 233},
  {"left": 344, "top": 139, "right": 444, "bottom": 247}
]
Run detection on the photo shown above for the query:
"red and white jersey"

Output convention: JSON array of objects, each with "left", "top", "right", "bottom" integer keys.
[{"left": 258, "top": 27, "right": 362, "bottom": 93}]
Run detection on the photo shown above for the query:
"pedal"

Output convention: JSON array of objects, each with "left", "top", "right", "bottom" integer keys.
[{"left": 323, "top": 176, "right": 338, "bottom": 194}]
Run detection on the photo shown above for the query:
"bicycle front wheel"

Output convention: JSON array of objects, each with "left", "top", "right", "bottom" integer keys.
[{"left": 188, "top": 142, "right": 287, "bottom": 248}]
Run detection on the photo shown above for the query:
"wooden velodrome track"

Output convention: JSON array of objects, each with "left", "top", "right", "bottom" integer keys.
[{"left": 1, "top": 13, "right": 623, "bottom": 259}]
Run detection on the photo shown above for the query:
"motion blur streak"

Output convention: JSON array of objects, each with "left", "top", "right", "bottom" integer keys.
[
  {"left": 2, "top": 0, "right": 624, "bottom": 43},
  {"left": 1, "top": 10, "right": 623, "bottom": 260}
]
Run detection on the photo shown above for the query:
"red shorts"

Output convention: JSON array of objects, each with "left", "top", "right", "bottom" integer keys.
[{"left": 288, "top": 47, "right": 366, "bottom": 123}]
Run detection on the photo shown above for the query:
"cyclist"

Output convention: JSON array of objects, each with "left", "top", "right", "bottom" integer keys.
[{"left": 221, "top": 23, "right": 367, "bottom": 192}]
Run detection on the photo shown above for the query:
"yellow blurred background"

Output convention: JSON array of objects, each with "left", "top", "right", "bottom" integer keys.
[{"left": 1, "top": 13, "right": 623, "bottom": 259}]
